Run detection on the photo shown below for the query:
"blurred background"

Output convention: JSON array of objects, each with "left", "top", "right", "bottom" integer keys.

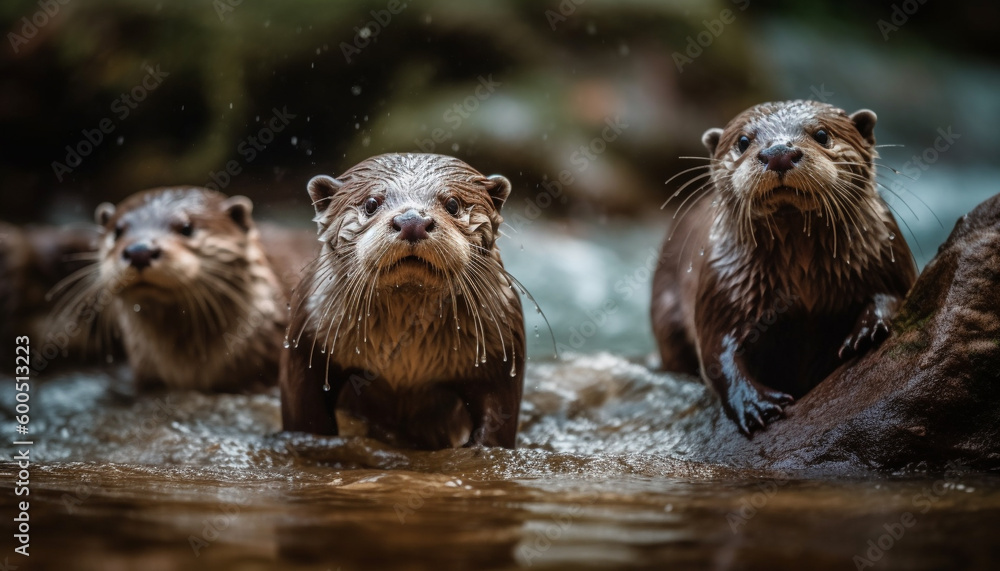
[{"left": 2, "top": 0, "right": 998, "bottom": 357}]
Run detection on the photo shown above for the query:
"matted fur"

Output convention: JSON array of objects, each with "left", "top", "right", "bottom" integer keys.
[
  {"left": 281, "top": 153, "right": 525, "bottom": 449},
  {"left": 652, "top": 100, "right": 917, "bottom": 435}
]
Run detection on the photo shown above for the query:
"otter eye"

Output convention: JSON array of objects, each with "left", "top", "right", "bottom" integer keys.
[
  {"left": 737, "top": 135, "right": 751, "bottom": 154},
  {"left": 813, "top": 129, "right": 829, "bottom": 146},
  {"left": 178, "top": 222, "right": 194, "bottom": 237},
  {"left": 445, "top": 197, "right": 461, "bottom": 216},
  {"left": 363, "top": 197, "right": 381, "bottom": 216}
]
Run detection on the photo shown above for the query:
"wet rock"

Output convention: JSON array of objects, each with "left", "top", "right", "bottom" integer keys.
[{"left": 676, "top": 193, "right": 1000, "bottom": 474}]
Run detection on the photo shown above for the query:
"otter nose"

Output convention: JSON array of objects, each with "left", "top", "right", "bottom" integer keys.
[
  {"left": 122, "top": 242, "right": 161, "bottom": 270},
  {"left": 392, "top": 209, "right": 435, "bottom": 243},
  {"left": 758, "top": 143, "right": 804, "bottom": 173}
]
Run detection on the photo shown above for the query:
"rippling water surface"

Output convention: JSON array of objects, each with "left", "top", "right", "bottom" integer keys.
[{"left": 2, "top": 174, "right": 999, "bottom": 569}]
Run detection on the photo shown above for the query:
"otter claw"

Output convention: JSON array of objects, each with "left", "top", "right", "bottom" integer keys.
[
  {"left": 840, "top": 309, "right": 892, "bottom": 359},
  {"left": 726, "top": 384, "right": 793, "bottom": 437}
]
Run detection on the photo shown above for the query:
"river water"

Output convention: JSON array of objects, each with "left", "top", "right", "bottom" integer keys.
[{"left": 2, "top": 169, "right": 999, "bottom": 569}]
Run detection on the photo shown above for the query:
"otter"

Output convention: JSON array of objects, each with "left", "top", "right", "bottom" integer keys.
[
  {"left": 51, "top": 188, "right": 292, "bottom": 391},
  {"left": 651, "top": 100, "right": 917, "bottom": 435},
  {"left": 280, "top": 153, "right": 525, "bottom": 450},
  {"left": 1, "top": 222, "right": 101, "bottom": 362}
]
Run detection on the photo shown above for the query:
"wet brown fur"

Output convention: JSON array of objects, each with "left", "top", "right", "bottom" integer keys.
[
  {"left": 652, "top": 100, "right": 918, "bottom": 435},
  {"left": 280, "top": 153, "right": 525, "bottom": 449},
  {"left": 51, "top": 187, "right": 290, "bottom": 391}
]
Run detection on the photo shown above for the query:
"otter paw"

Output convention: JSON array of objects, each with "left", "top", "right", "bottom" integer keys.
[
  {"left": 839, "top": 304, "right": 893, "bottom": 360},
  {"left": 724, "top": 382, "right": 793, "bottom": 436}
]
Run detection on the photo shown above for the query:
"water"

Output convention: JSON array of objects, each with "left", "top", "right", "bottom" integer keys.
[
  {"left": 2, "top": 173, "right": 998, "bottom": 569},
  {"left": 2, "top": 357, "right": 999, "bottom": 569}
]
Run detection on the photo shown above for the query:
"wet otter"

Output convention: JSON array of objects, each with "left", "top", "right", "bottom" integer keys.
[
  {"left": 1, "top": 222, "right": 101, "bottom": 362},
  {"left": 280, "top": 153, "right": 525, "bottom": 449},
  {"left": 652, "top": 100, "right": 917, "bottom": 435},
  {"left": 52, "top": 188, "right": 290, "bottom": 391}
]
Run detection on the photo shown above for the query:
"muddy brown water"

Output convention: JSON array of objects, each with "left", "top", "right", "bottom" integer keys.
[{"left": 2, "top": 354, "right": 999, "bottom": 570}]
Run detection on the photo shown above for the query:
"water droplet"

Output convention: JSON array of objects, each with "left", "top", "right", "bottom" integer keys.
[
  {"left": 291, "top": 136, "right": 298, "bottom": 146},
  {"left": 474, "top": 362, "right": 479, "bottom": 368},
  {"left": 133, "top": 304, "right": 141, "bottom": 312},
  {"left": 534, "top": 325, "right": 540, "bottom": 338},
  {"left": 355, "top": 347, "right": 360, "bottom": 354},
  {"left": 320, "top": 347, "right": 326, "bottom": 354},
  {"left": 283, "top": 339, "right": 291, "bottom": 349},
  {"left": 535, "top": 306, "right": 541, "bottom": 314},
  {"left": 888, "top": 232, "right": 895, "bottom": 241},
  {"left": 323, "top": 381, "right": 331, "bottom": 392},
  {"left": 351, "top": 85, "right": 362, "bottom": 96},
  {"left": 699, "top": 248, "right": 705, "bottom": 256},
  {"left": 481, "top": 356, "right": 487, "bottom": 364},
  {"left": 686, "top": 263, "right": 693, "bottom": 273},
  {"left": 510, "top": 363, "right": 517, "bottom": 377}
]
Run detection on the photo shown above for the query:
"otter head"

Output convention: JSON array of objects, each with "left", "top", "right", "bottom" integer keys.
[
  {"left": 703, "top": 100, "right": 878, "bottom": 221},
  {"left": 95, "top": 188, "right": 256, "bottom": 303},
  {"left": 307, "top": 153, "right": 511, "bottom": 294}
]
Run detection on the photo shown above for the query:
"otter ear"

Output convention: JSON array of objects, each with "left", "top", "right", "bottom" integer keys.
[
  {"left": 850, "top": 109, "right": 877, "bottom": 146},
  {"left": 485, "top": 174, "right": 512, "bottom": 211},
  {"left": 221, "top": 195, "right": 254, "bottom": 232},
  {"left": 307, "top": 175, "right": 344, "bottom": 214},
  {"left": 95, "top": 202, "right": 116, "bottom": 227},
  {"left": 702, "top": 128, "right": 723, "bottom": 156}
]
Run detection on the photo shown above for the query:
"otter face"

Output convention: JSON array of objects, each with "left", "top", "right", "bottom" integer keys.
[
  {"left": 95, "top": 189, "right": 254, "bottom": 302},
  {"left": 308, "top": 153, "right": 511, "bottom": 294},
  {"left": 703, "top": 100, "right": 878, "bottom": 217}
]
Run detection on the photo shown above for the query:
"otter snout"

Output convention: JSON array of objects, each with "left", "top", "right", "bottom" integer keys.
[
  {"left": 122, "top": 241, "right": 161, "bottom": 270},
  {"left": 392, "top": 209, "right": 435, "bottom": 243},
  {"left": 758, "top": 143, "right": 803, "bottom": 173}
]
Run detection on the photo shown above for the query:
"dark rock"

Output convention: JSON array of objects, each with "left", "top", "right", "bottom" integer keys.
[{"left": 676, "top": 193, "right": 1000, "bottom": 474}]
